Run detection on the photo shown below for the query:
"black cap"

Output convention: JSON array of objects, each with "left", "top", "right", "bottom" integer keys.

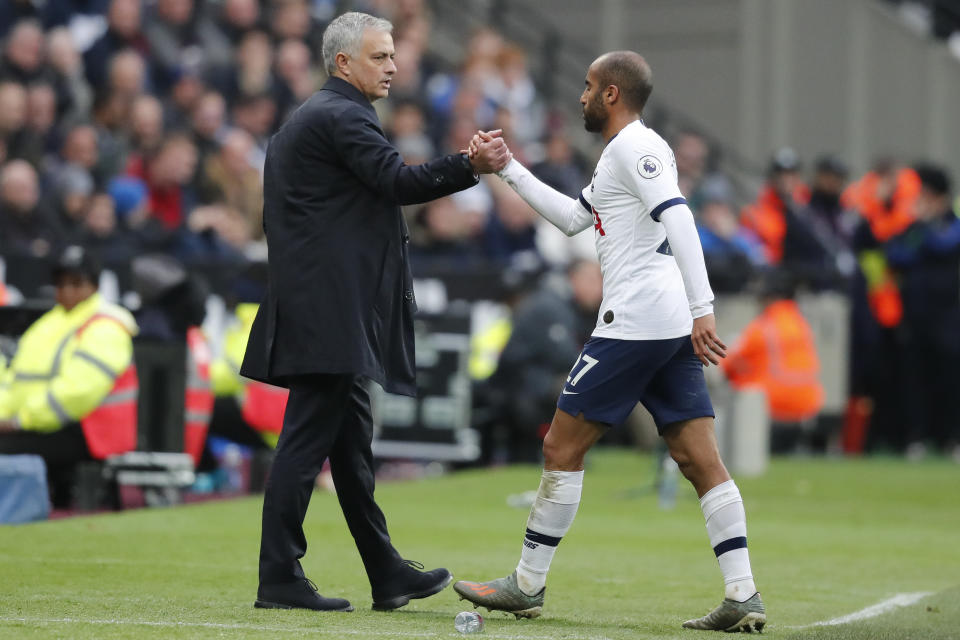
[
  {"left": 913, "top": 163, "right": 951, "bottom": 196},
  {"left": 768, "top": 147, "right": 801, "bottom": 175},
  {"left": 814, "top": 154, "right": 848, "bottom": 178},
  {"left": 52, "top": 245, "right": 101, "bottom": 284}
]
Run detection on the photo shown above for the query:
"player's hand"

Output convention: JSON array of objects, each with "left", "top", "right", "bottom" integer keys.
[
  {"left": 461, "top": 129, "right": 504, "bottom": 158},
  {"left": 467, "top": 130, "right": 512, "bottom": 174},
  {"left": 691, "top": 314, "right": 726, "bottom": 367}
]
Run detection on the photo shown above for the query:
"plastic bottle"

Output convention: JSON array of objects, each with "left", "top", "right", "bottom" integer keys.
[
  {"left": 658, "top": 455, "right": 678, "bottom": 510},
  {"left": 222, "top": 443, "right": 244, "bottom": 493},
  {"left": 454, "top": 611, "right": 484, "bottom": 633}
]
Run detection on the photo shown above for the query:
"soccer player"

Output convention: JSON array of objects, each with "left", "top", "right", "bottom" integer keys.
[{"left": 454, "top": 51, "right": 765, "bottom": 633}]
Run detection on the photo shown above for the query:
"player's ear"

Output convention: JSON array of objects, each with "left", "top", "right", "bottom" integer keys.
[{"left": 605, "top": 85, "right": 619, "bottom": 105}]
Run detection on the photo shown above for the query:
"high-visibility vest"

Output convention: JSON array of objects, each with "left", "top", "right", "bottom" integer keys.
[
  {"left": 740, "top": 184, "right": 811, "bottom": 264},
  {"left": 183, "top": 327, "right": 214, "bottom": 467},
  {"left": 0, "top": 281, "right": 8, "bottom": 306},
  {"left": 76, "top": 314, "right": 139, "bottom": 460},
  {"left": 722, "top": 300, "right": 824, "bottom": 422},
  {"left": 241, "top": 381, "right": 288, "bottom": 437},
  {"left": 843, "top": 169, "right": 919, "bottom": 242}
]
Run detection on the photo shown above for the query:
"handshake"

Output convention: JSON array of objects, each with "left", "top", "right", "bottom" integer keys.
[{"left": 462, "top": 129, "right": 513, "bottom": 175}]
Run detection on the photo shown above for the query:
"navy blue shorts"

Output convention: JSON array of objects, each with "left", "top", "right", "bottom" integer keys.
[{"left": 556, "top": 336, "right": 714, "bottom": 432}]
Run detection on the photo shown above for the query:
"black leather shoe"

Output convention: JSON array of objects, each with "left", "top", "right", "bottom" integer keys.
[
  {"left": 371, "top": 560, "right": 453, "bottom": 611},
  {"left": 255, "top": 578, "right": 354, "bottom": 611}
]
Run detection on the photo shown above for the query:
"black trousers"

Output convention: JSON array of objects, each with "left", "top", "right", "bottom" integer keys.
[
  {"left": 0, "top": 422, "right": 92, "bottom": 508},
  {"left": 258, "top": 374, "right": 401, "bottom": 586}
]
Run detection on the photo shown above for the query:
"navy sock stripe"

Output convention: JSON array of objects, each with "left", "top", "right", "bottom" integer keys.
[
  {"left": 525, "top": 528, "right": 562, "bottom": 547},
  {"left": 713, "top": 536, "right": 748, "bottom": 557}
]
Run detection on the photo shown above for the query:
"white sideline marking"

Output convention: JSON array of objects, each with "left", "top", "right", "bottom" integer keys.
[
  {"left": 0, "top": 616, "right": 612, "bottom": 640},
  {"left": 796, "top": 591, "right": 933, "bottom": 628}
]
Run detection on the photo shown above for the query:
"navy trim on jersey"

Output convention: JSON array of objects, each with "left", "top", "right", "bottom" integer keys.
[
  {"left": 525, "top": 528, "right": 562, "bottom": 547},
  {"left": 650, "top": 197, "right": 687, "bottom": 222},
  {"left": 578, "top": 193, "right": 592, "bottom": 213},
  {"left": 656, "top": 238, "right": 673, "bottom": 256},
  {"left": 713, "top": 536, "right": 748, "bottom": 557}
]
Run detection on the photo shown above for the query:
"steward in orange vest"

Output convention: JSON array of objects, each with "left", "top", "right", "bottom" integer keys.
[
  {"left": 740, "top": 148, "right": 811, "bottom": 265},
  {"left": 0, "top": 248, "right": 138, "bottom": 506},
  {"left": 721, "top": 277, "right": 823, "bottom": 425},
  {"left": 184, "top": 326, "right": 214, "bottom": 467}
]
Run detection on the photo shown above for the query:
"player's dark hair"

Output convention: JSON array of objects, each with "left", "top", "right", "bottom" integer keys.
[{"left": 595, "top": 51, "right": 653, "bottom": 113}]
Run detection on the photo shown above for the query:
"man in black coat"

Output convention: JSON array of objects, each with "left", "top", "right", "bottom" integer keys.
[{"left": 240, "top": 11, "right": 511, "bottom": 612}]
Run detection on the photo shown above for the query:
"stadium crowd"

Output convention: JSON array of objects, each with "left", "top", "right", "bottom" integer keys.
[{"left": 1, "top": 0, "right": 959, "bottom": 486}]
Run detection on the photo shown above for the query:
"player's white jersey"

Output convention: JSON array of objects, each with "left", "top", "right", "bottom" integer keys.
[{"left": 579, "top": 120, "right": 694, "bottom": 340}]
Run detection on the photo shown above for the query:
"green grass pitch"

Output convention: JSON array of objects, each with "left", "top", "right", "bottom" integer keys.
[{"left": 1, "top": 449, "right": 958, "bottom": 638}]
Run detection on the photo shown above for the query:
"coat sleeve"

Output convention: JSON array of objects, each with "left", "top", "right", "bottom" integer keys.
[{"left": 331, "top": 112, "right": 478, "bottom": 205}]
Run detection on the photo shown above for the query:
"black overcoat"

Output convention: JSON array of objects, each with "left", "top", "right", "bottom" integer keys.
[{"left": 240, "top": 77, "right": 478, "bottom": 395}]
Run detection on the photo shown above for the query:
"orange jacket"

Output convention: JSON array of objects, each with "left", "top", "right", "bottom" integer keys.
[
  {"left": 184, "top": 327, "right": 214, "bottom": 467},
  {"left": 722, "top": 300, "right": 824, "bottom": 422},
  {"left": 0, "top": 282, "right": 7, "bottom": 306},
  {"left": 842, "top": 168, "right": 919, "bottom": 242},
  {"left": 740, "top": 184, "right": 810, "bottom": 264},
  {"left": 77, "top": 314, "right": 138, "bottom": 460}
]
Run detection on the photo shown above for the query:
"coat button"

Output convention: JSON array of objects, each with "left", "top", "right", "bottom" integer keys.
[
  {"left": 404, "top": 290, "right": 414, "bottom": 301},
  {"left": 434, "top": 175, "right": 445, "bottom": 184}
]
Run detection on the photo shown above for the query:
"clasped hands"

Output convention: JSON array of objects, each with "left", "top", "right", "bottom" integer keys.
[{"left": 463, "top": 129, "right": 512, "bottom": 174}]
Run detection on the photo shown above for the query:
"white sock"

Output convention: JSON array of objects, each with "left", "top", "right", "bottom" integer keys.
[
  {"left": 699, "top": 479, "right": 757, "bottom": 602},
  {"left": 515, "top": 470, "right": 583, "bottom": 595}
]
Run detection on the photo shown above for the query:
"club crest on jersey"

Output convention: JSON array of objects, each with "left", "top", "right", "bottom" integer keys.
[{"left": 637, "top": 155, "right": 662, "bottom": 179}]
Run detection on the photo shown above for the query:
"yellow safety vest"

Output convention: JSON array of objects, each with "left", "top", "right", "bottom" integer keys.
[{"left": 0, "top": 292, "right": 137, "bottom": 432}]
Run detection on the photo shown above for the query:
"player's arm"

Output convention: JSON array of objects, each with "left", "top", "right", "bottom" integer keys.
[
  {"left": 496, "top": 158, "right": 594, "bottom": 236},
  {"left": 661, "top": 205, "right": 726, "bottom": 366}
]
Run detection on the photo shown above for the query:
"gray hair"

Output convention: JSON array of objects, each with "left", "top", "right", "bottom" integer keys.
[{"left": 321, "top": 12, "right": 393, "bottom": 75}]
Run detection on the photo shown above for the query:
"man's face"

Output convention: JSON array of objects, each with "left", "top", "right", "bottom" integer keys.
[
  {"left": 54, "top": 273, "right": 96, "bottom": 311},
  {"left": 580, "top": 65, "right": 607, "bottom": 133},
  {"left": 343, "top": 29, "right": 396, "bottom": 102}
]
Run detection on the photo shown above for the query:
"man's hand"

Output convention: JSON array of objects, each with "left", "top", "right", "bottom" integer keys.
[
  {"left": 691, "top": 314, "right": 726, "bottom": 367},
  {"left": 463, "top": 129, "right": 511, "bottom": 174},
  {"left": 0, "top": 418, "right": 18, "bottom": 432}
]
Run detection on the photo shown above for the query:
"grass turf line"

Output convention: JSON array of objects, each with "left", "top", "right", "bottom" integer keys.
[{"left": 1, "top": 449, "right": 958, "bottom": 639}]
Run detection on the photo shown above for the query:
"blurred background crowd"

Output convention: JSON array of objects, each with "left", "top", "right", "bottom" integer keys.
[{"left": 1, "top": 0, "right": 959, "bottom": 485}]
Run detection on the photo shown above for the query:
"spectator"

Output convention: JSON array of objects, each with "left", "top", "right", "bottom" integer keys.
[
  {"left": 845, "top": 160, "right": 919, "bottom": 453},
  {"left": 189, "top": 90, "right": 227, "bottom": 171},
  {"left": 697, "top": 180, "right": 765, "bottom": 292},
  {"left": 0, "top": 80, "right": 42, "bottom": 165},
  {"left": 269, "top": 0, "right": 323, "bottom": 53},
  {"left": 0, "top": 20, "right": 49, "bottom": 85},
  {"left": 531, "top": 131, "right": 587, "bottom": 198},
  {"left": 0, "top": 246, "right": 139, "bottom": 508},
  {"left": 107, "top": 175, "right": 169, "bottom": 252},
  {"left": 885, "top": 164, "right": 960, "bottom": 459},
  {"left": 673, "top": 130, "right": 709, "bottom": 200},
  {"left": 144, "top": 0, "right": 231, "bottom": 93},
  {"left": 52, "top": 124, "right": 100, "bottom": 186},
  {"left": 486, "top": 260, "right": 602, "bottom": 462},
  {"left": 81, "top": 191, "right": 135, "bottom": 264},
  {"left": 90, "top": 88, "right": 131, "bottom": 181},
  {"left": 197, "top": 128, "right": 263, "bottom": 240},
  {"left": 0, "top": 159, "right": 62, "bottom": 257},
  {"left": 46, "top": 27, "right": 92, "bottom": 122},
  {"left": 482, "top": 173, "right": 542, "bottom": 267},
  {"left": 164, "top": 64, "right": 207, "bottom": 131},
  {"left": 107, "top": 48, "right": 148, "bottom": 98},
  {"left": 803, "top": 155, "right": 857, "bottom": 277},
  {"left": 84, "top": 0, "right": 150, "bottom": 89},
  {"left": 721, "top": 272, "right": 824, "bottom": 453},
  {"left": 408, "top": 195, "right": 485, "bottom": 268},
  {"left": 25, "top": 81, "right": 59, "bottom": 158},
  {"left": 127, "top": 132, "right": 197, "bottom": 231},
  {"left": 127, "top": 94, "right": 165, "bottom": 161},
  {"left": 741, "top": 147, "right": 810, "bottom": 264},
  {"left": 230, "top": 92, "right": 276, "bottom": 151},
  {"left": 50, "top": 164, "right": 94, "bottom": 244},
  {"left": 274, "top": 38, "right": 316, "bottom": 116},
  {"left": 214, "top": 0, "right": 263, "bottom": 46}
]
